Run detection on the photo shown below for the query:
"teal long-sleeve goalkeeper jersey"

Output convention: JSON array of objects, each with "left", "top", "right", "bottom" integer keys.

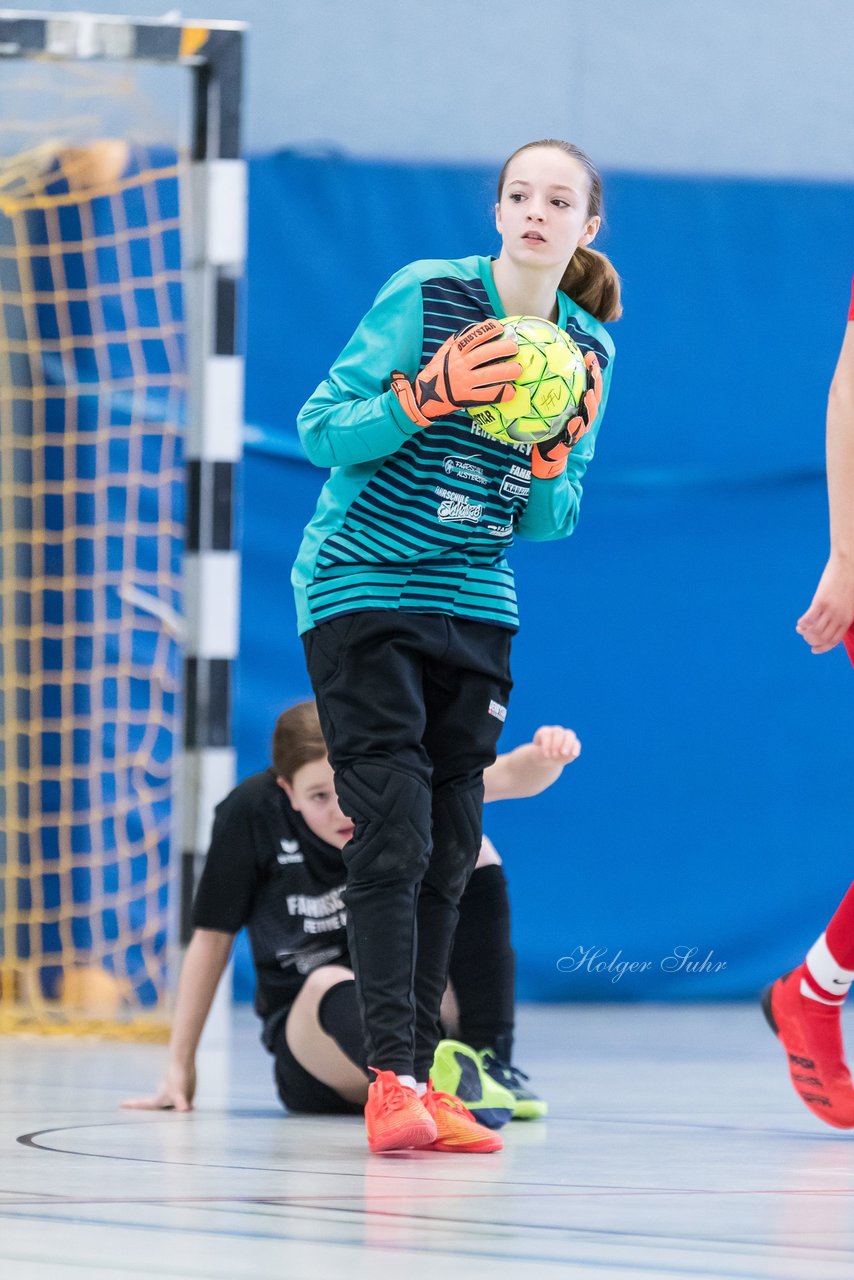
[{"left": 292, "top": 256, "right": 615, "bottom": 635}]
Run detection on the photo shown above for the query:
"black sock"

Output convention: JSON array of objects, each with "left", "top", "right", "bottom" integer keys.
[
  {"left": 448, "top": 863, "right": 515, "bottom": 1061},
  {"left": 317, "top": 979, "right": 369, "bottom": 1071}
]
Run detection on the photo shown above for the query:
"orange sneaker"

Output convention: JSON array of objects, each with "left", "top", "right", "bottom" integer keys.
[
  {"left": 421, "top": 1082, "right": 503, "bottom": 1153},
  {"left": 364, "top": 1070, "right": 438, "bottom": 1154}
]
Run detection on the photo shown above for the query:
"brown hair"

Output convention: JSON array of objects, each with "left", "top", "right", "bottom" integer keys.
[
  {"left": 271, "top": 699, "right": 327, "bottom": 781},
  {"left": 497, "top": 139, "right": 622, "bottom": 323}
]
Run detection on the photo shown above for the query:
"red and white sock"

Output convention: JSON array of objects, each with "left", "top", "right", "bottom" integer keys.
[
  {"left": 803, "top": 883, "right": 854, "bottom": 1005},
  {"left": 802, "top": 934, "right": 854, "bottom": 1004},
  {"left": 825, "top": 881, "right": 854, "bottom": 967}
]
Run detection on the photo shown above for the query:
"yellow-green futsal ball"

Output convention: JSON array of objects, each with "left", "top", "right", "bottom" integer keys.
[{"left": 468, "top": 315, "right": 587, "bottom": 445}]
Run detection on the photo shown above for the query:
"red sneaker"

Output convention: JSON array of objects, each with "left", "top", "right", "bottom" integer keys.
[
  {"left": 420, "top": 1082, "right": 503, "bottom": 1152},
  {"left": 762, "top": 966, "right": 854, "bottom": 1129},
  {"left": 364, "top": 1070, "right": 438, "bottom": 1154}
]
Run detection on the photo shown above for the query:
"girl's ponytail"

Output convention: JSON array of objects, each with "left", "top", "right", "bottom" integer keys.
[{"left": 559, "top": 246, "right": 622, "bottom": 323}]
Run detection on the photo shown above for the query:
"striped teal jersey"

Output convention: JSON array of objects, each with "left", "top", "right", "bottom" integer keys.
[{"left": 292, "top": 256, "right": 615, "bottom": 635}]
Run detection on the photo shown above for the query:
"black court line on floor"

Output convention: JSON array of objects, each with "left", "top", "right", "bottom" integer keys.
[{"left": 3, "top": 1203, "right": 849, "bottom": 1280}]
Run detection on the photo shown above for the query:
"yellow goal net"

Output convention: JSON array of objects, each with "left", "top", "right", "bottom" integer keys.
[{"left": 0, "top": 59, "right": 188, "bottom": 1038}]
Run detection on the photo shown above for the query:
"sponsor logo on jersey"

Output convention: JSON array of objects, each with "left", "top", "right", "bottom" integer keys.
[
  {"left": 301, "top": 912, "right": 347, "bottom": 934},
  {"left": 277, "top": 837, "right": 303, "bottom": 865},
  {"left": 443, "top": 455, "right": 488, "bottom": 485},
  {"left": 499, "top": 476, "right": 529, "bottom": 501},
  {"left": 286, "top": 887, "right": 345, "bottom": 917},
  {"left": 286, "top": 887, "right": 347, "bottom": 933},
  {"left": 486, "top": 522, "right": 513, "bottom": 538},
  {"left": 277, "top": 944, "right": 346, "bottom": 973},
  {"left": 435, "top": 487, "right": 483, "bottom": 524},
  {"left": 294, "top": 946, "right": 348, "bottom": 975},
  {"left": 488, "top": 699, "right": 507, "bottom": 722}
]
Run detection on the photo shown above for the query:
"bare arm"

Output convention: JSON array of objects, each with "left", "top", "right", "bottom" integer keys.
[
  {"left": 484, "top": 725, "right": 581, "bottom": 802},
  {"left": 121, "top": 928, "right": 233, "bottom": 1111},
  {"left": 797, "top": 320, "right": 854, "bottom": 653}
]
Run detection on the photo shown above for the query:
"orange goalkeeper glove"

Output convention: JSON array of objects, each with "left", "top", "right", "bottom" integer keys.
[
  {"left": 391, "top": 319, "right": 521, "bottom": 426},
  {"left": 531, "top": 351, "right": 603, "bottom": 480}
]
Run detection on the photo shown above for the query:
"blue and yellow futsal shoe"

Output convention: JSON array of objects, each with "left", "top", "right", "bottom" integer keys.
[
  {"left": 480, "top": 1050, "right": 548, "bottom": 1120},
  {"left": 430, "top": 1039, "right": 515, "bottom": 1130}
]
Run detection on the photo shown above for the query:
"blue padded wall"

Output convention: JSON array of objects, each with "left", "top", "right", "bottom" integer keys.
[{"left": 232, "top": 152, "right": 854, "bottom": 1002}]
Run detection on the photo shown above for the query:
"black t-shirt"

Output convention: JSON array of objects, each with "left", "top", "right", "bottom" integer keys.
[{"left": 191, "top": 770, "right": 349, "bottom": 1046}]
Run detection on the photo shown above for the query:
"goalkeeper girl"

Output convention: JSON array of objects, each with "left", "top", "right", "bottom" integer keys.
[
  {"left": 292, "top": 138, "right": 620, "bottom": 1153},
  {"left": 122, "top": 700, "right": 581, "bottom": 1127}
]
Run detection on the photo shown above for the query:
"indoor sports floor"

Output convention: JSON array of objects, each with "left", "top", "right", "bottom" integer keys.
[{"left": 3, "top": 1003, "right": 854, "bottom": 1279}]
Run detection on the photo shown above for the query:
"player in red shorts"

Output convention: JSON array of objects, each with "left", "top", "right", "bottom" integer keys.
[{"left": 762, "top": 278, "right": 854, "bottom": 1128}]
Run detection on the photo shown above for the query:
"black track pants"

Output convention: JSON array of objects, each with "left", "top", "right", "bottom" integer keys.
[
  {"left": 449, "top": 863, "right": 516, "bottom": 1061},
  {"left": 303, "top": 610, "right": 512, "bottom": 1079}
]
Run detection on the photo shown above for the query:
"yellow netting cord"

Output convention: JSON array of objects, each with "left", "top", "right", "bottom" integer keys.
[{"left": 0, "top": 65, "right": 187, "bottom": 1040}]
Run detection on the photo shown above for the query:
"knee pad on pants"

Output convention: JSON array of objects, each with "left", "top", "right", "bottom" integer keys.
[
  {"left": 335, "top": 761, "right": 432, "bottom": 884},
  {"left": 426, "top": 778, "right": 484, "bottom": 902}
]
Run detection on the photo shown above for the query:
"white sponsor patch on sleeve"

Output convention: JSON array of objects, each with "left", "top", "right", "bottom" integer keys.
[{"left": 488, "top": 699, "right": 507, "bottom": 722}]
